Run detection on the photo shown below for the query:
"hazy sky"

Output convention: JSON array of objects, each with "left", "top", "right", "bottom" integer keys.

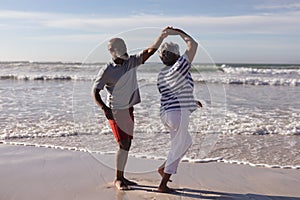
[{"left": 0, "top": 0, "right": 300, "bottom": 63}]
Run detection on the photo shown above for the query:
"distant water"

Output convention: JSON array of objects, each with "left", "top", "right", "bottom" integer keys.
[{"left": 0, "top": 61, "right": 299, "bottom": 167}]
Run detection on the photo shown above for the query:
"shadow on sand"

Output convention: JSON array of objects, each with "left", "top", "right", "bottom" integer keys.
[{"left": 116, "top": 184, "right": 300, "bottom": 200}]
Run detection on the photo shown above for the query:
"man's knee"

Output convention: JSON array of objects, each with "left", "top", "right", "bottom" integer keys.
[{"left": 118, "top": 139, "right": 131, "bottom": 151}]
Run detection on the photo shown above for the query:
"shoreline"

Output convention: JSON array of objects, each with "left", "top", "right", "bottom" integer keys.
[
  {"left": 1, "top": 143, "right": 300, "bottom": 200},
  {"left": 1, "top": 140, "right": 300, "bottom": 170}
]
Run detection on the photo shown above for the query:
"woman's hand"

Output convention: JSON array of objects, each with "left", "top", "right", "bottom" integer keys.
[
  {"left": 165, "top": 26, "right": 180, "bottom": 35},
  {"left": 197, "top": 100, "right": 203, "bottom": 108}
]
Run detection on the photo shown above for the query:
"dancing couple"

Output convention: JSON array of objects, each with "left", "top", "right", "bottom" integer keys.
[{"left": 92, "top": 26, "right": 201, "bottom": 193}]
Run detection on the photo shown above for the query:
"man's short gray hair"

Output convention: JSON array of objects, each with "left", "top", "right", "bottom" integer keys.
[{"left": 109, "top": 38, "right": 129, "bottom": 60}]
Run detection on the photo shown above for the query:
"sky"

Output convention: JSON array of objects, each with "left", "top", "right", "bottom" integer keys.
[{"left": 0, "top": 0, "right": 300, "bottom": 63}]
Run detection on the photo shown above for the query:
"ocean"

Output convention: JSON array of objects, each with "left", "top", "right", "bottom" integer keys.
[{"left": 0, "top": 61, "right": 299, "bottom": 169}]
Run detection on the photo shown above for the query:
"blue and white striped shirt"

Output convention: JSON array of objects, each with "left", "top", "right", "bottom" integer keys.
[{"left": 157, "top": 53, "right": 197, "bottom": 114}]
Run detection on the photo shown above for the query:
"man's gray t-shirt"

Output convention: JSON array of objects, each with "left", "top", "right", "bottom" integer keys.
[{"left": 92, "top": 53, "right": 143, "bottom": 109}]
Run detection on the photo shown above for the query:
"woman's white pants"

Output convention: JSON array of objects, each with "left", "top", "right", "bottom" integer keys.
[{"left": 160, "top": 110, "right": 192, "bottom": 174}]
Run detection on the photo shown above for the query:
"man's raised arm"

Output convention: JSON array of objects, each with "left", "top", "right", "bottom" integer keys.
[{"left": 141, "top": 27, "right": 169, "bottom": 64}]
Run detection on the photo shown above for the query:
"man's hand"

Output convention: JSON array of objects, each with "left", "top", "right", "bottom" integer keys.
[
  {"left": 141, "top": 27, "right": 169, "bottom": 63},
  {"left": 161, "top": 26, "right": 171, "bottom": 38},
  {"left": 102, "top": 106, "right": 114, "bottom": 120}
]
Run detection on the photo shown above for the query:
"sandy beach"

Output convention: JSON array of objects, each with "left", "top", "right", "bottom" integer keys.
[
  {"left": 1, "top": 1, "right": 300, "bottom": 200},
  {"left": 0, "top": 144, "right": 299, "bottom": 200}
]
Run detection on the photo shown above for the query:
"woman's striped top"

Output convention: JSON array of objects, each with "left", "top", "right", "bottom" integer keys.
[{"left": 157, "top": 53, "right": 197, "bottom": 114}]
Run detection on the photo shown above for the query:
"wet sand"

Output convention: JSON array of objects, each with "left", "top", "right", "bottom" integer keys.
[{"left": 0, "top": 144, "right": 299, "bottom": 200}]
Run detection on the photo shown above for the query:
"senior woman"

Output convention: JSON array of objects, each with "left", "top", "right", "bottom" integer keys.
[{"left": 156, "top": 27, "right": 202, "bottom": 193}]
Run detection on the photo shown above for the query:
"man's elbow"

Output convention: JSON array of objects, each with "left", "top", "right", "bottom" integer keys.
[
  {"left": 149, "top": 47, "right": 157, "bottom": 54},
  {"left": 142, "top": 48, "right": 156, "bottom": 64},
  {"left": 91, "top": 87, "right": 98, "bottom": 98}
]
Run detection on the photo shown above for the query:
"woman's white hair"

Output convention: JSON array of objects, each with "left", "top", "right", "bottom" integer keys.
[
  {"left": 159, "top": 42, "right": 180, "bottom": 66},
  {"left": 159, "top": 42, "right": 180, "bottom": 57}
]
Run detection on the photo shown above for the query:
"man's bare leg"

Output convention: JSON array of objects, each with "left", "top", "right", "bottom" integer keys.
[
  {"left": 114, "top": 139, "right": 130, "bottom": 190},
  {"left": 114, "top": 139, "right": 137, "bottom": 190}
]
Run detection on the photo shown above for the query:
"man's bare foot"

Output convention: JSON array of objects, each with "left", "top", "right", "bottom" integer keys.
[
  {"left": 122, "top": 177, "right": 138, "bottom": 186},
  {"left": 157, "top": 168, "right": 172, "bottom": 182},
  {"left": 157, "top": 186, "right": 176, "bottom": 193},
  {"left": 114, "top": 180, "right": 130, "bottom": 190}
]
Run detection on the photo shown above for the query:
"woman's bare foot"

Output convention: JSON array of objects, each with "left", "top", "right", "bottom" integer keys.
[
  {"left": 114, "top": 179, "right": 130, "bottom": 190},
  {"left": 158, "top": 186, "right": 176, "bottom": 193},
  {"left": 122, "top": 177, "right": 138, "bottom": 186},
  {"left": 157, "top": 168, "right": 172, "bottom": 182}
]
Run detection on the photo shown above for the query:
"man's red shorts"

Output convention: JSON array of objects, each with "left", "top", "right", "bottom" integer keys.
[{"left": 108, "top": 107, "right": 134, "bottom": 142}]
